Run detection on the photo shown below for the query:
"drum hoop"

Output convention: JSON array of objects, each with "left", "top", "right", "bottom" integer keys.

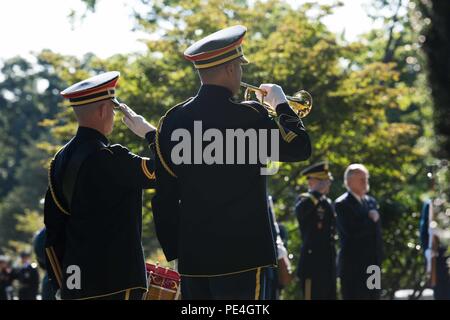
[{"left": 149, "top": 284, "right": 178, "bottom": 294}]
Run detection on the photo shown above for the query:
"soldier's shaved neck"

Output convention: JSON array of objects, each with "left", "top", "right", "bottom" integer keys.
[
  {"left": 72, "top": 101, "right": 110, "bottom": 135},
  {"left": 198, "top": 60, "right": 240, "bottom": 95}
]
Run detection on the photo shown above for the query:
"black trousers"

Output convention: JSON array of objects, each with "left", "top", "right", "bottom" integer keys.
[
  {"left": 340, "top": 274, "right": 380, "bottom": 300},
  {"left": 434, "top": 252, "right": 450, "bottom": 300},
  {"left": 181, "top": 267, "right": 268, "bottom": 300},
  {"left": 300, "top": 275, "right": 336, "bottom": 300},
  {"left": 18, "top": 289, "right": 37, "bottom": 300}
]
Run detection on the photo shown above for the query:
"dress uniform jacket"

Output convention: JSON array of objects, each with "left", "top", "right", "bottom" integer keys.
[
  {"left": 335, "top": 192, "right": 383, "bottom": 299},
  {"left": 295, "top": 190, "right": 336, "bottom": 299},
  {"left": 44, "top": 126, "right": 156, "bottom": 299},
  {"left": 152, "top": 84, "right": 311, "bottom": 276}
]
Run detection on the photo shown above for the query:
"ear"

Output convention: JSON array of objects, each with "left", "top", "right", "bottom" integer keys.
[{"left": 224, "top": 63, "right": 234, "bottom": 77}]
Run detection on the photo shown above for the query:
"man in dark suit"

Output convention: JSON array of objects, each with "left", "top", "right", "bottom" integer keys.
[
  {"left": 335, "top": 163, "right": 383, "bottom": 300},
  {"left": 152, "top": 25, "right": 311, "bottom": 299},
  {"left": 295, "top": 161, "right": 336, "bottom": 300}
]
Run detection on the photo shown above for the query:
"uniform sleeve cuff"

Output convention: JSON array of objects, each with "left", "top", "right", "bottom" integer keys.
[
  {"left": 145, "top": 130, "right": 156, "bottom": 144},
  {"left": 275, "top": 102, "right": 294, "bottom": 115}
]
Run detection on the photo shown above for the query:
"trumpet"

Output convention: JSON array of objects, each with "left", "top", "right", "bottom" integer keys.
[{"left": 240, "top": 82, "right": 313, "bottom": 118}]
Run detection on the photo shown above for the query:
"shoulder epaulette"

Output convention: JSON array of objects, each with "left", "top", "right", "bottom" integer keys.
[
  {"left": 99, "top": 144, "right": 129, "bottom": 156},
  {"left": 99, "top": 147, "right": 114, "bottom": 155},
  {"left": 229, "top": 99, "right": 269, "bottom": 115},
  {"left": 164, "top": 97, "right": 195, "bottom": 119},
  {"left": 299, "top": 192, "right": 319, "bottom": 206}
]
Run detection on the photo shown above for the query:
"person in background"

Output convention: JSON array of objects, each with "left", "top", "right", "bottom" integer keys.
[
  {"left": 14, "top": 251, "right": 40, "bottom": 300},
  {"left": 335, "top": 163, "right": 383, "bottom": 300},
  {"left": 267, "top": 195, "right": 292, "bottom": 300},
  {"left": 0, "top": 255, "right": 13, "bottom": 300},
  {"left": 295, "top": 161, "right": 336, "bottom": 300},
  {"left": 33, "top": 227, "right": 56, "bottom": 300}
]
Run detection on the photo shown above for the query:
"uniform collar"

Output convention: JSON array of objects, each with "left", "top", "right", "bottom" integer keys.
[
  {"left": 76, "top": 126, "right": 109, "bottom": 145},
  {"left": 197, "top": 84, "right": 233, "bottom": 99}
]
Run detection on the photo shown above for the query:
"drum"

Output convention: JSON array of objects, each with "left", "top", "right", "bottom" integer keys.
[{"left": 144, "top": 263, "right": 181, "bottom": 300}]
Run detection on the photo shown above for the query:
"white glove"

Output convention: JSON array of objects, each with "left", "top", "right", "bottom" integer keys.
[
  {"left": 276, "top": 236, "right": 288, "bottom": 260},
  {"left": 256, "top": 83, "right": 288, "bottom": 110},
  {"left": 120, "top": 104, "right": 156, "bottom": 139},
  {"left": 368, "top": 209, "right": 380, "bottom": 223}
]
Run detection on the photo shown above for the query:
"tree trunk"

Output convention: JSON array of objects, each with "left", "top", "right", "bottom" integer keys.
[{"left": 421, "top": 0, "right": 450, "bottom": 158}]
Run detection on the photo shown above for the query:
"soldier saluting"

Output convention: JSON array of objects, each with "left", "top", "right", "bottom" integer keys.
[
  {"left": 44, "top": 71, "right": 157, "bottom": 300},
  {"left": 295, "top": 161, "right": 336, "bottom": 300}
]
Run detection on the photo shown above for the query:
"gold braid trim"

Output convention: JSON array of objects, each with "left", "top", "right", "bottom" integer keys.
[
  {"left": 75, "top": 286, "right": 148, "bottom": 300},
  {"left": 254, "top": 267, "right": 261, "bottom": 300},
  {"left": 141, "top": 159, "right": 156, "bottom": 180},
  {"left": 156, "top": 115, "right": 177, "bottom": 178},
  {"left": 45, "top": 247, "right": 63, "bottom": 288},
  {"left": 300, "top": 192, "right": 319, "bottom": 206},
  {"left": 274, "top": 118, "right": 297, "bottom": 143},
  {"left": 180, "top": 264, "right": 275, "bottom": 277},
  {"left": 155, "top": 97, "right": 194, "bottom": 178},
  {"left": 48, "top": 158, "right": 70, "bottom": 215}
]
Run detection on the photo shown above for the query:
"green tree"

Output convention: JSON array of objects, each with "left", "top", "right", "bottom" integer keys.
[
  {"left": 0, "top": 57, "right": 63, "bottom": 250},
  {"left": 416, "top": 0, "right": 450, "bottom": 159}
]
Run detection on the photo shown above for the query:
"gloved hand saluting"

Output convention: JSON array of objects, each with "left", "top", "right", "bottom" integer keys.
[
  {"left": 119, "top": 103, "right": 156, "bottom": 138},
  {"left": 255, "top": 83, "right": 288, "bottom": 110}
]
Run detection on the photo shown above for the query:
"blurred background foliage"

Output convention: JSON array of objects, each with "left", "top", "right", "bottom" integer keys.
[{"left": 0, "top": 0, "right": 448, "bottom": 299}]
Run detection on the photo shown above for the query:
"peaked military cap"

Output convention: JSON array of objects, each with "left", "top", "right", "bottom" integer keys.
[
  {"left": 184, "top": 25, "right": 249, "bottom": 69},
  {"left": 301, "top": 161, "right": 333, "bottom": 180},
  {"left": 60, "top": 71, "right": 120, "bottom": 107}
]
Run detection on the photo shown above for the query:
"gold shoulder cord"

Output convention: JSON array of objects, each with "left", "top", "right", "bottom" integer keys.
[
  {"left": 155, "top": 97, "right": 194, "bottom": 178},
  {"left": 300, "top": 192, "right": 319, "bottom": 206},
  {"left": 156, "top": 115, "right": 177, "bottom": 178},
  {"left": 48, "top": 158, "right": 70, "bottom": 215}
]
